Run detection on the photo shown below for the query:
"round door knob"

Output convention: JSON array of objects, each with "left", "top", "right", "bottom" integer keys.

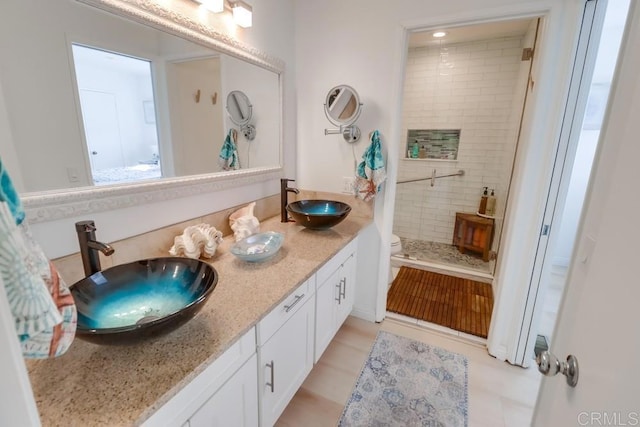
[{"left": 536, "top": 350, "right": 579, "bottom": 387}]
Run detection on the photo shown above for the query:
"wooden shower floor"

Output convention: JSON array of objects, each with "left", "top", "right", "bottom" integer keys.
[{"left": 387, "top": 266, "right": 493, "bottom": 338}]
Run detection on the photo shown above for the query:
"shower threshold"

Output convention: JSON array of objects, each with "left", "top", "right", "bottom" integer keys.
[{"left": 392, "top": 238, "right": 494, "bottom": 283}]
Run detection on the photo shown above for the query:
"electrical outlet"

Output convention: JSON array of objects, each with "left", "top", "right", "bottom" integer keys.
[{"left": 342, "top": 176, "right": 354, "bottom": 194}]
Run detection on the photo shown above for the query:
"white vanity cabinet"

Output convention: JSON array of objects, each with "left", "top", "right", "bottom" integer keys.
[
  {"left": 256, "top": 278, "right": 315, "bottom": 427},
  {"left": 143, "top": 237, "right": 359, "bottom": 427},
  {"left": 142, "top": 328, "right": 258, "bottom": 427},
  {"left": 184, "top": 353, "right": 258, "bottom": 427},
  {"left": 314, "top": 238, "right": 357, "bottom": 363}
]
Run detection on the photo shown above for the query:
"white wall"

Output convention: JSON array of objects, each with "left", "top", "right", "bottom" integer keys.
[
  {"left": 394, "top": 35, "right": 528, "bottom": 248},
  {"left": 221, "top": 55, "right": 281, "bottom": 169},
  {"left": 167, "top": 57, "right": 224, "bottom": 176}
]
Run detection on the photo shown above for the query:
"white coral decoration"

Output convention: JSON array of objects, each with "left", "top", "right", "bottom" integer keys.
[
  {"left": 169, "top": 224, "right": 223, "bottom": 259},
  {"left": 229, "top": 202, "right": 261, "bottom": 242}
]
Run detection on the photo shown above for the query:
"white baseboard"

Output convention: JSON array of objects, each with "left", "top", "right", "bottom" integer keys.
[{"left": 350, "top": 307, "right": 377, "bottom": 322}]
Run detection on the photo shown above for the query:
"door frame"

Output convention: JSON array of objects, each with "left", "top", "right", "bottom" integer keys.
[
  {"left": 377, "top": 1, "right": 588, "bottom": 367},
  {"left": 514, "top": 0, "right": 608, "bottom": 366}
]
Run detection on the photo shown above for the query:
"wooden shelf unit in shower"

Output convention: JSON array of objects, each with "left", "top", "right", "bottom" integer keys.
[{"left": 453, "top": 212, "right": 494, "bottom": 262}]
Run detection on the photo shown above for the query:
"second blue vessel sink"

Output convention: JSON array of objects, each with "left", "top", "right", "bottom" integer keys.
[
  {"left": 70, "top": 257, "right": 218, "bottom": 345},
  {"left": 286, "top": 199, "right": 352, "bottom": 230}
]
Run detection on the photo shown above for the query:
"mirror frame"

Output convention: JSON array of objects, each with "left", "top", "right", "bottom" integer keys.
[{"left": 22, "top": 0, "right": 284, "bottom": 223}]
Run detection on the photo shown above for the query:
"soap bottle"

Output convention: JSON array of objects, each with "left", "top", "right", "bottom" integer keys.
[
  {"left": 418, "top": 145, "right": 427, "bottom": 158},
  {"left": 411, "top": 141, "right": 419, "bottom": 158},
  {"left": 478, "top": 187, "right": 488, "bottom": 215},
  {"left": 485, "top": 189, "right": 496, "bottom": 216}
]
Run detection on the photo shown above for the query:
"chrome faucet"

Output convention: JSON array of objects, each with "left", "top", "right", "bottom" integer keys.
[
  {"left": 280, "top": 178, "right": 299, "bottom": 222},
  {"left": 75, "top": 220, "right": 115, "bottom": 277}
]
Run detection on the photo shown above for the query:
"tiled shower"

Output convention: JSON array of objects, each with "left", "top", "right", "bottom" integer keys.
[{"left": 392, "top": 22, "right": 537, "bottom": 271}]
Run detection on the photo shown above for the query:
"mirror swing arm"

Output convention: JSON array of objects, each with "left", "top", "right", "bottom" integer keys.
[
  {"left": 324, "top": 84, "right": 363, "bottom": 143},
  {"left": 324, "top": 123, "right": 362, "bottom": 143}
]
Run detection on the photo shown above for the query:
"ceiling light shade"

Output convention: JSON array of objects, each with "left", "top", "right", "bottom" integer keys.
[
  {"left": 232, "top": 0, "right": 252, "bottom": 28},
  {"left": 194, "top": 0, "right": 224, "bottom": 13},
  {"left": 433, "top": 31, "right": 447, "bottom": 38}
]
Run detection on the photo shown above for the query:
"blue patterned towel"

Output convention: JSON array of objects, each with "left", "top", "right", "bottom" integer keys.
[
  {"left": 219, "top": 129, "right": 240, "bottom": 171},
  {"left": 0, "top": 158, "right": 76, "bottom": 358},
  {"left": 355, "top": 130, "right": 387, "bottom": 201},
  {"left": 0, "top": 161, "right": 25, "bottom": 225}
]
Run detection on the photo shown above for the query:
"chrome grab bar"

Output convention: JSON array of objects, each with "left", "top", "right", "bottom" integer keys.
[{"left": 397, "top": 169, "right": 465, "bottom": 185}]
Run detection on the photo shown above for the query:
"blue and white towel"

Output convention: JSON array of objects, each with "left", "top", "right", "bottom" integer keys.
[
  {"left": 355, "top": 130, "right": 387, "bottom": 201},
  {"left": 0, "top": 159, "right": 76, "bottom": 358},
  {"left": 219, "top": 129, "right": 240, "bottom": 171}
]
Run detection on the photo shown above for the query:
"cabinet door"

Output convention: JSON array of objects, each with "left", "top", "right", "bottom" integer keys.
[
  {"left": 259, "top": 298, "right": 314, "bottom": 427},
  {"left": 314, "top": 267, "right": 340, "bottom": 363},
  {"left": 336, "top": 253, "right": 356, "bottom": 327},
  {"left": 187, "top": 353, "right": 259, "bottom": 427}
]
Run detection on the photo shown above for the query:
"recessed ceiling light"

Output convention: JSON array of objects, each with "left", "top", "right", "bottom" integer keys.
[{"left": 433, "top": 31, "right": 447, "bottom": 38}]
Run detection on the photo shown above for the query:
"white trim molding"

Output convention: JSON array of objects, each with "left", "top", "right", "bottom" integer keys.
[{"left": 24, "top": 167, "right": 281, "bottom": 223}]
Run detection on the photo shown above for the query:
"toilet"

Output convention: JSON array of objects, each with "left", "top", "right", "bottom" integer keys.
[
  {"left": 389, "top": 234, "right": 403, "bottom": 285},
  {"left": 390, "top": 234, "right": 403, "bottom": 255}
]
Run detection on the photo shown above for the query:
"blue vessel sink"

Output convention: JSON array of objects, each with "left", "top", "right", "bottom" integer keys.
[
  {"left": 286, "top": 200, "right": 352, "bottom": 230},
  {"left": 70, "top": 257, "right": 218, "bottom": 345}
]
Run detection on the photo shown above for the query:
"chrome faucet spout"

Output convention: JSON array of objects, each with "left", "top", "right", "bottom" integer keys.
[
  {"left": 75, "top": 220, "right": 115, "bottom": 277},
  {"left": 280, "top": 178, "right": 299, "bottom": 222},
  {"left": 87, "top": 240, "right": 115, "bottom": 256}
]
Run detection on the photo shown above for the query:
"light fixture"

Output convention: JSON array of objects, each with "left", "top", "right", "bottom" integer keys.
[
  {"left": 193, "top": 0, "right": 224, "bottom": 13},
  {"left": 231, "top": 0, "right": 253, "bottom": 28},
  {"left": 432, "top": 31, "right": 447, "bottom": 38}
]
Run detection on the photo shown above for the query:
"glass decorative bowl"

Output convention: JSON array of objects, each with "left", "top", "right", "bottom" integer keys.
[{"left": 230, "top": 231, "right": 284, "bottom": 262}]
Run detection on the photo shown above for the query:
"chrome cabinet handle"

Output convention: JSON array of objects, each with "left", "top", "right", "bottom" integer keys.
[
  {"left": 340, "top": 277, "right": 346, "bottom": 299},
  {"left": 266, "top": 361, "right": 275, "bottom": 393},
  {"left": 335, "top": 283, "right": 341, "bottom": 303},
  {"left": 284, "top": 293, "right": 305, "bottom": 312}
]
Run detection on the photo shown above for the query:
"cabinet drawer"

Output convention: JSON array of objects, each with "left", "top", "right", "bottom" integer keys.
[
  {"left": 257, "top": 277, "right": 313, "bottom": 347},
  {"left": 316, "top": 238, "right": 357, "bottom": 286}
]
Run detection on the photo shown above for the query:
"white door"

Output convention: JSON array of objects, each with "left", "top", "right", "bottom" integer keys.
[
  {"left": 78, "top": 89, "right": 125, "bottom": 171},
  {"left": 532, "top": 1, "right": 640, "bottom": 424},
  {"left": 516, "top": 0, "right": 630, "bottom": 365}
]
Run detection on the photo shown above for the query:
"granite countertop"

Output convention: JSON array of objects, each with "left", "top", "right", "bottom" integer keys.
[{"left": 26, "top": 213, "right": 371, "bottom": 426}]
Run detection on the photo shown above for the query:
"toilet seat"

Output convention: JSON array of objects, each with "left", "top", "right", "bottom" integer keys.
[{"left": 390, "top": 234, "right": 402, "bottom": 255}]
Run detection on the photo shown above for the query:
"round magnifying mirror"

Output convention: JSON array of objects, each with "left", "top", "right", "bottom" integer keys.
[
  {"left": 226, "top": 90, "right": 253, "bottom": 126},
  {"left": 324, "top": 85, "right": 362, "bottom": 127}
]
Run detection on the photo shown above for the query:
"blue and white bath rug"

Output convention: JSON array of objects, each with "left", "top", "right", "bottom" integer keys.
[{"left": 339, "top": 331, "right": 468, "bottom": 427}]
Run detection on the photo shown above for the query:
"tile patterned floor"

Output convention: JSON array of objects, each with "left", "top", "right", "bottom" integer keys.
[{"left": 398, "top": 238, "right": 493, "bottom": 274}]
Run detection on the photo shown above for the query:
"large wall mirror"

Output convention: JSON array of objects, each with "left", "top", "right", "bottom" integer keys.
[{"left": 0, "top": 0, "right": 283, "bottom": 222}]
